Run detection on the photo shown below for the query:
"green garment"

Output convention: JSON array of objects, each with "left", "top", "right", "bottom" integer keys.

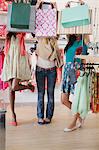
[{"left": 72, "top": 71, "right": 90, "bottom": 119}]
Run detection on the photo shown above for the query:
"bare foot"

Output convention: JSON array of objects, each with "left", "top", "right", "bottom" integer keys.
[
  {"left": 67, "top": 121, "right": 76, "bottom": 129},
  {"left": 10, "top": 113, "right": 17, "bottom": 126},
  {"left": 78, "top": 116, "right": 85, "bottom": 127}
]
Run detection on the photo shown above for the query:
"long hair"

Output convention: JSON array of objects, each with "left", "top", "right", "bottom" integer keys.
[
  {"left": 64, "top": 34, "right": 76, "bottom": 53},
  {"left": 6, "top": 32, "right": 17, "bottom": 41},
  {"left": 42, "top": 38, "right": 57, "bottom": 51},
  {"left": 44, "top": 38, "right": 50, "bottom": 45}
]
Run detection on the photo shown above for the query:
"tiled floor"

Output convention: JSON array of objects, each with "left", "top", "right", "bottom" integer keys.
[{"left": 5, "top": 103, "right": 99, "bottom": 150}]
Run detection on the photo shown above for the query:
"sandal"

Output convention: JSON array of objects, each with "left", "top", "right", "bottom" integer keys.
[
  {"left": 64, "top": 125, "right": 78, "bottom": 132},
  {"left": 9, "top": 120, "right": 17, "bottom": 126},
  {"left": 10, "top": 117, "right": 17, "bottom": 126},
  {"left": 78, "top": 118, "right": 85, "bottom": 128},
  {"left": 38, "top": 118, "right": 45, "bottom": 125},
  {"left": 9, "top": 113, "right": 17, "bottom": 126},
  {"left": 44, "top": 118, "right": 51, "bottom": 124}
]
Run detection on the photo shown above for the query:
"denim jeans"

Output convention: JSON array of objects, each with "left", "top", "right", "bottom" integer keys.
[{"left": 35, "top": 66, "right": 57, "bottom": 120}]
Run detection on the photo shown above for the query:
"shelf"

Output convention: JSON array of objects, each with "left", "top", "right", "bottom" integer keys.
[
  {"left": 75, "top": 55, "right": 99, "bottom": 63},
  {"left": 0, "top": 37, "right": 5, "bottom": 40},
  {"left": 25, "top": 38, "right": 37, "bottom": 43},
  {"left": 0, "top": 36, "right": 37, "bottom": 43},
  {"left": 0, "top": 11, "right": 7, "bottom": 15}
]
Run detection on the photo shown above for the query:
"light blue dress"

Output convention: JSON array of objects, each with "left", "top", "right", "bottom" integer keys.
[{"left": 71, "top": 71, "right": 90, "bottom": 119}]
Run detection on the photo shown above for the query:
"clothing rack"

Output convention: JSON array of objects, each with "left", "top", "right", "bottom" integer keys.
[
  {"left": 82, "top": 63, "right": 99, "bottom": 66},
  {"left": 81, "top": 63, "right": 99, "bottom": 72}
]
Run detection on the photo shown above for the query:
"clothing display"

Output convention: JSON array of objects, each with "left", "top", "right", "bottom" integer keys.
[
  {"left": 72, "top": 64, "right": 99, "bottom": 117},
  {"left": 0, "top": 3, "right": 99, "bottom": 150}
]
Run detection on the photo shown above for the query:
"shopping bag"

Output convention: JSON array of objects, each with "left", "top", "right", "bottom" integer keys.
[
  {"left": 57, "top": 10, "right": 92, "bottom": 34},
  {"left": 10, "top": 2, "right": 30, "bottom": 29},
  {"left": 61, "top": 4, "right": 90, "bottom": 28},
  {"left": 35, "top": 3, "right": 57, "bottom": 37},
  {"left": 7, "top": 4, "right": 35, "bottom": 33}
]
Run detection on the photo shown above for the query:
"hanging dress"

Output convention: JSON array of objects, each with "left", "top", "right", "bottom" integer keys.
[{"left": 71, "top": 71, "right": 90, "bottom": 119}]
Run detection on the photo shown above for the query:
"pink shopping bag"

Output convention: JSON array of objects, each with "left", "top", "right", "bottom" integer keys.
[{"left": 35, "top": 6, "right": 57, "bottom": 37}]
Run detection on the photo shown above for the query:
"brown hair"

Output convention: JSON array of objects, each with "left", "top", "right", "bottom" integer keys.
[{"left": 6, "top": 32, "right": 17, "bottom": 41}]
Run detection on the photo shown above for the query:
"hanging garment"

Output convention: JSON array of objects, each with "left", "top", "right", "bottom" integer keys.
[
  {"left": 35, "top": 3, "right": 57, "bottom": 37},
  {"left": 0, "top": 26, "right": 6, "bottom": 37},
  {"left": 91, "top": 72, "right": 99, "bottom": 113},
  {"left": 72, "top": 71, "right": 90, "bottom": 119},
  {"left": 0, "top": 52, "right": 8, "bottom": 90}
]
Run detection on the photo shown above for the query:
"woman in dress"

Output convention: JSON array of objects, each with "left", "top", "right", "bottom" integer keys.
[
  {"left": 61, "top": 34, "right": 88, "bottom": 131},
  {"left": 1, "top": 32, "right": 34, "bottom": 126}
]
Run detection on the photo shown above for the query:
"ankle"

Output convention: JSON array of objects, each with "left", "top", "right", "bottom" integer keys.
[{"left": 12, "top": 113, "right": 16, "bottom": 120}]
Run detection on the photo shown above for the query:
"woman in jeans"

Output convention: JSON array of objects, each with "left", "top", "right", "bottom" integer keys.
[{"left": 35, "top": 38, "right": 58, "bottom": 124}]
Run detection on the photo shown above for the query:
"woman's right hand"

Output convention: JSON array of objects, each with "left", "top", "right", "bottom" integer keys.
[{"left": 79, "top": 0, "right": 85, "bottom": 5}]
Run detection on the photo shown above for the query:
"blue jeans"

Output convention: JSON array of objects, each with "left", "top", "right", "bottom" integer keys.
[{"left": 35, "top": 66, "right": 57, "bottom": 120}]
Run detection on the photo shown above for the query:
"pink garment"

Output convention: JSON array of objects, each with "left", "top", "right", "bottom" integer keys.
[
  {"left": 3, "top": 39, "right": 10, "bottom": 56},
  {"left": 0, "top": 52, "right": 8, "bottom": 90},
  {"left": 0, "top": 52, "right": 4, "bottom": 74},
  {"left": 4, "top": 33, "right": 26, "bottom": 56},
  {"left": 0, "top": 25, "right": 6, "bottom": 37},
  {"left": 17, "top": 33, "right": 26, "bottom": 56},
  {"left": 0, "top": 1, "right": 8, "bottom": 11}
]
